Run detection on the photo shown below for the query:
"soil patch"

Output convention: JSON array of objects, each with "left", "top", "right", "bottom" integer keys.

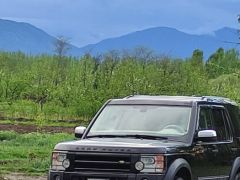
[
  {"left": 0, "top": 116, "right": 82, "bottom": 124},
  {"left": 0, "top": 124, "right": 74, "bottom": 134},
  {"left": 1, "top": 173, "right": 46, "bottom": 180}
]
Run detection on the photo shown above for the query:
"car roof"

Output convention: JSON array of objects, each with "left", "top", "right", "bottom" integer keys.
[{"left": 108, "top": 95, "right": 238, "bottom": 106}]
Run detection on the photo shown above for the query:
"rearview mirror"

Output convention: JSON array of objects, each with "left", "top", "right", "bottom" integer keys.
[
  {"left": 75, "top": 126, "right": 86, "bottom": 138},
  {"left": 197, "top": 130, "right": 217, "bottom": 142}
]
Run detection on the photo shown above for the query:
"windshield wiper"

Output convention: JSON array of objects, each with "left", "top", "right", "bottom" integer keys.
[
  {"left": 122, "top": 134, "right": 168, "bottom": 140},
  {"left": 86, "top": 134, "right": 123, "bottom": 138},
  {"left": 86, "top": 134, "right": 168, "bottom": 140}
]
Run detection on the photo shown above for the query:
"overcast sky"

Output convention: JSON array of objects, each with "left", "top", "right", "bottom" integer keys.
[{"left": 0, "top": 0, "right": 239, "bottom": 47}]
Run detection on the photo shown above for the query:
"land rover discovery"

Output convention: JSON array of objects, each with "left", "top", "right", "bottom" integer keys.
[{"left": 49, "top": 95, "right": 240, "bottom": 180}]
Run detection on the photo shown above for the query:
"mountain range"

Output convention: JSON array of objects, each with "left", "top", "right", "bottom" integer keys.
[{"left": 0, "top": 19, "right": 239, "bottom": 59}]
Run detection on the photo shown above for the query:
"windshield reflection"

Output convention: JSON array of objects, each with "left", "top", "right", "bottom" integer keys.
[{"left": 88, "top": 105, "right": 192, "bottom": 137}]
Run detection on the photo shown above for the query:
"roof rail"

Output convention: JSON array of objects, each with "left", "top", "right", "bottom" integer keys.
[
  {"left": 123, "top": 95, "right": 135, "bottom": 99},
  {"left": 202, "top": 96, "right": 237, "bottom": 105},
  {"left": 201, "top": 96, "right": 208, "bottom": 100}
]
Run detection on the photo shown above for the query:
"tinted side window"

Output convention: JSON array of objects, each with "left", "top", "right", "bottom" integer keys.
[
  {"left": 212, "top": 108, "right": 230, "bottom": 141},
  {"left": 227, "top": 105, "right": 240, "bottom": 137},
  {"left": 199, "top": 107, "right": 212, "bottom": 130},
  {"left": 198, "top": 106, "right": 231, "bottom": 142}
]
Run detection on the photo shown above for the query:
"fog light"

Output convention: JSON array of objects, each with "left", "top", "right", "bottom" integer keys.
[
  {"left": 55, "top": 175, "right": 61, "bottom": 180},
  {"left": 62, "top": 159, "right": 70, "bottom": 168},
  {"left": 135, "top": 161, "right": 144, "bottom": 171}
]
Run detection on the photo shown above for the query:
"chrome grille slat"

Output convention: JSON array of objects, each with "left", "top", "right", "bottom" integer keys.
[{"left": 75, "top": 160, "right": 131, "bottom": 165}]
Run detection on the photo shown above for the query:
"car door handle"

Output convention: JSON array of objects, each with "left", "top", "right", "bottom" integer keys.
[
  {"left": 208, "top": 146, "right": 219, "bottom": 153},
  {"left": 210, "top": 149, "right": 219, "bottom": 153},
  {"left": 231, "top": 147, "right": 238, "bottom": 152}
]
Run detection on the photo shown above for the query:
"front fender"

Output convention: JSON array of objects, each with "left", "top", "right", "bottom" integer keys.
[{"left": 164, "top": 158, "right": 192, "bottom": 180}]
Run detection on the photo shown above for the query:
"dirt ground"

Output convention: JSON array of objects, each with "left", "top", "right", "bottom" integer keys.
[
  {"left": 0, "top": 124, "right": 74, "bottom": 133},
  {"left": 1, "top": 173, "right": 47, "bottom": 180}
]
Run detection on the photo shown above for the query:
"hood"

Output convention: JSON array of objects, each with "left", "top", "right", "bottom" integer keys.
[{"left": 54, "top": 138, "right": 188, "bottom": 154}]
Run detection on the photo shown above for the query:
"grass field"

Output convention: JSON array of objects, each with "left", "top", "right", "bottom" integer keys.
[{"left": 0, "top": 131, "right": 73, "bottom": 175}]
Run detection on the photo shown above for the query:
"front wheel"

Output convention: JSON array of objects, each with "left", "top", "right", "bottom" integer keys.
[
  {"left": 235, "top": 172, "right": 240, "bottom": 180},
  {"left": 174, "top": 176, "right": 185, "bottom": 180}
]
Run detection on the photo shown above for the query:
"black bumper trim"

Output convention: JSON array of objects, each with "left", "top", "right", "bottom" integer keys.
[{"left": 49, "top": 171, "right": 165, "bottom": 180}]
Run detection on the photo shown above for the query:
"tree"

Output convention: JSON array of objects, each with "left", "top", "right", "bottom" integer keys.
[
  {"left": 54, "top": 36, "right": 71, "bottom": 58},
  {"left": 53, "top": 36, "right": 71, "bottom": 86},
  {"left": 238, "top": 14, "right": 240, "bottom": 40},
  {"left": 206, "top": 48, "right": 225, "bottom": 78},
  {"left": 190, "top": 49, "right": 204, "bottom": 67}
]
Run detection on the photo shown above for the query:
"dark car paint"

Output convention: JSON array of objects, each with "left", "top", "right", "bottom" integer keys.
[
  {"left": 49, "top": 97, "right": 240, "bottom": 180},
  {"left": 55, "top": 138, "right": 189, "bottom": 154}
]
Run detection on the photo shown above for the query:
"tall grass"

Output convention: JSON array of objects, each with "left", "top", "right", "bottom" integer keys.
[{"left": 0, "top": 131, "right": 73, "bottom": 174}]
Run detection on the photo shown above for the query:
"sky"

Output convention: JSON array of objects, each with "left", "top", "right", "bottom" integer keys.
[{"left": 0, "top": 0, "right": 239, "bottom": 47}]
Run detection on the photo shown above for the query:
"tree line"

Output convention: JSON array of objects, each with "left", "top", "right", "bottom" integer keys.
[{"left": 0, "top": 47, "right": 239, "bottom": 123}]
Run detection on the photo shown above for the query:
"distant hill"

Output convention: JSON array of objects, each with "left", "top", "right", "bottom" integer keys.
[
  {"left": 0, "top": 19, "right": 81, "bottom": 56},
  {"left": 79, "top": 26, "right": 239, "bottom": 59},
  {"left": 0, "top": 19, "right": 239, "bottom": 58}
]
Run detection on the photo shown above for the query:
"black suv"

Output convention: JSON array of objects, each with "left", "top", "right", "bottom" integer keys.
[{"left": 49, "top": 95, "right": 240, "bottom": 180}]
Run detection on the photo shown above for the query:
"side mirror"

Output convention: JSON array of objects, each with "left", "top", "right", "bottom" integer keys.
[
  {"left": 75, "top": 126, "right": 86, "bottom": 138},
  {"left": 197, "top": 130, "right": 217, "bottom": 142}
]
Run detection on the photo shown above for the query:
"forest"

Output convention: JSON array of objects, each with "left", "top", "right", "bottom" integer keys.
[{"left": 0, "top": 47, "right": 240, "bottom": 125}]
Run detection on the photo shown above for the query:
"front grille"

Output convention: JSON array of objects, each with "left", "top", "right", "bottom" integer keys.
[{"left": 68, "top": 152, "right": 134, "bottom": 172}]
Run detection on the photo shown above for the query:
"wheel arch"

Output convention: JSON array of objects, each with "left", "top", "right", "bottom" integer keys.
[
  {"left": 229, "top": 157, "right": 240, "bottom": 180},
  {"left": 164, "top": 158, "right": 192, "bottom": 180}
]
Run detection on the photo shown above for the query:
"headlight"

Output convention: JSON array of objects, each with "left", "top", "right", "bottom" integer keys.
[
  {"left": 51, "top": 152, "right": 70, "bottom": 171},
  {"left": 136, "top": 155, "right": 165, "bottom": 173}
]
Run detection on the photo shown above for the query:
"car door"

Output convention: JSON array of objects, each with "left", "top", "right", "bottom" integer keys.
[{"left": 191, "top": 105, "right": 233, "bottom": 179}]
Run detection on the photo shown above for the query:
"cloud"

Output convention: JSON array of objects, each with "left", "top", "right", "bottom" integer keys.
[{"left": 0, "top": 0, "right": 239, "bottom": 46}]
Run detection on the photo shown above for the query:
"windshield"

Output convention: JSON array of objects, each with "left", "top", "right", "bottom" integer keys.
[{"left": 88, "top": 105, "right": 192, "bottom": 137}]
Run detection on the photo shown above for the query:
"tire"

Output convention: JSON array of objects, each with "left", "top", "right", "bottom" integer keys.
[
  {"left": 174, "top": 177, "right": 185, "bottom": 180},
  {"left": 235, "top": 172, "right": 240, "bottom": 180}
]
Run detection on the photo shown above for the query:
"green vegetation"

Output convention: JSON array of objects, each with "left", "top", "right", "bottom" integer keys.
[
  {"left": 0, "top": 48, "right": 240, "bottom": 175},
  {"left": 0, "top": 131, "right": 73, "bottom": 174},
  {"left": 0, "top": 48, "right": 240, "bottom": 125}
]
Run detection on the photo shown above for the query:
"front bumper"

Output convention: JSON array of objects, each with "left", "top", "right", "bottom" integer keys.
[{"left": 49, "top": 170, "right": 165, "bottom": 180}]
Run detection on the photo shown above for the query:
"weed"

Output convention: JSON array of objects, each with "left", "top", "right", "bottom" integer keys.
[{"left": 0, "top": 131, "right": 73, "bottom": 175}]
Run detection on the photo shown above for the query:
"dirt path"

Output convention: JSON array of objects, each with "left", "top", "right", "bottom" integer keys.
[
  {"left": 1, "top": 173, "right": 46, "bottom": 180},
  {"left": 0, "top": 124, "right": 74, "bottom": 133}
]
